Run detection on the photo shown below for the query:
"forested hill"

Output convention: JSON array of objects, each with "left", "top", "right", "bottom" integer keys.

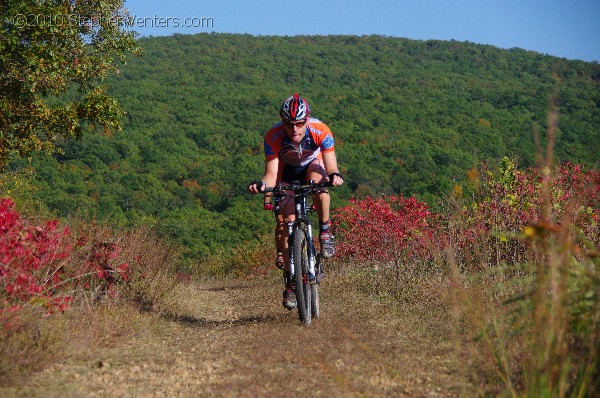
[{"left": 21, "top": 33, "right": 600, "bottom": 264}]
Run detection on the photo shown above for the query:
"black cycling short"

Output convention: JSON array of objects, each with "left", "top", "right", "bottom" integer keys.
[{"left": 281, "top": 163, "right": 311, "bottom": 184}]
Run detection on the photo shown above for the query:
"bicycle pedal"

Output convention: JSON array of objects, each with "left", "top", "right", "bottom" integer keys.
[{"left": 316, "top": 273, "right": 324, "bottom": 284}]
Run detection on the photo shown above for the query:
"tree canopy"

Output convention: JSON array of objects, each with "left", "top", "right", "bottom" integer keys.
[{"left": 0, "top": 0, "right": 141, "bottom": 167}]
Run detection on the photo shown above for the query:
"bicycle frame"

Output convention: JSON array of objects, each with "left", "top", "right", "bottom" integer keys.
[{"left": 263, "top": 180, "right": 331, "bottom": 283}]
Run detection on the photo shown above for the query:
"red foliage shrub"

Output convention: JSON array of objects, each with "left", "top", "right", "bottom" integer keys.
[
  {"left": 332, "top": 194, "right": 438, "bottom": 262},
  {"left": 447, "top": 159, "right": 600, "bottom": 270},
  {"left": 330, "top": 160, "right": 599, "bottom": 269},
  {"left": 1, "top": 198, "right": 131, "bottom": 326}
]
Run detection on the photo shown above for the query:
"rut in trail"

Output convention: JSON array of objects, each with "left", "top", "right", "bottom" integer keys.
[{"left": 3, "top": 270, "right": 475, "bottom": 397}]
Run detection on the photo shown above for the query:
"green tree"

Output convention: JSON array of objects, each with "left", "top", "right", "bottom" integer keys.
[{"left": 0, "top": 0, "right": 141, "bottom": 168}]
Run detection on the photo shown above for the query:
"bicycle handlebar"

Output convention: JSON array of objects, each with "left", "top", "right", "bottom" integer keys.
[{"left": 258, "top": 180, "right": 333, "bottom": 194}]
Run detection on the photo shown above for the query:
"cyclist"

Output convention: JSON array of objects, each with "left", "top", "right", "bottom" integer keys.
[{"left": 248, "top": 94, "right": 344, "bottom": 309}]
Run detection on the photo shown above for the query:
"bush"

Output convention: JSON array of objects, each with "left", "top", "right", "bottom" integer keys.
[
  {"left": 1, "top": 198, "right": 128, "bottom": 322},
  {"left": 332, "top": 194, "right": 438, "bottom": 263},
  {"left": 0, "top": 196, "right": 182, "bottom": 376},
  {"left": 447, "top": 158, "right": 600, "bottom": 272},
  {"left": 1, "top": 196, "right": 181, "bottom": 328}
]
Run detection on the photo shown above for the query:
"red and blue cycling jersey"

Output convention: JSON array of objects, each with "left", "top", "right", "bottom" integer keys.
[{"left": 264, "top": 118, "right": 335, "bottom": 167}]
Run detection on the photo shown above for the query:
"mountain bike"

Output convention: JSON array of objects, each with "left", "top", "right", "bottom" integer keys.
[{"left": 260, "top": 180, "right": 332, "bottom": 325}]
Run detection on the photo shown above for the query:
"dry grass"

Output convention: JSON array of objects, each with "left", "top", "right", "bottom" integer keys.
[
  {"left": 198, "top": 233, "right": 275, "bottom": 279},
  {"left": 332, "top": 218, "right": 599, "bottom": 397},
  {"left": 443, "top": 221, "right": 599, "bottom": 397}
]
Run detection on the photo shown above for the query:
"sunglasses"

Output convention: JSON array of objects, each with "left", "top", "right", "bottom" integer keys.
[{"left": 283, "top": 119, "right": 307, "bottom": 127}]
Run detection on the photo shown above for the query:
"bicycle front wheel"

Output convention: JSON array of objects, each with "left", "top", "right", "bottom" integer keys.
[
  {"left": 293, "top": 227, "right": 312, "bottom": 325},
  {"left": 311, "top": 254, "right": 324, "bottom": 318},
  {"left": 311, "top": 283, "right": 319, "bottom": 319}
]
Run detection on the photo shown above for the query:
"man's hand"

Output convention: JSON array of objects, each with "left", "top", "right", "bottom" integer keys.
[
  {"left": 327, "top": 172, "right": 344, "bottom": 186},
  {"left": 247, "top": 180, "right": 265, "bottom": 194}
]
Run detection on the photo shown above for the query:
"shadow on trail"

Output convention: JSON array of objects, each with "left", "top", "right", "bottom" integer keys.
[
  {"left": 200, "top": 284, "right": 256, "bottom": 292},
  {"left": 162, "top": 312, "right": 281, "bottom": 328}
]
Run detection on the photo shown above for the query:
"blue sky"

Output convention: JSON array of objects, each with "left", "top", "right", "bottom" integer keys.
[{"left": 122, "top": 0, "right": 600, "bottom": 62}]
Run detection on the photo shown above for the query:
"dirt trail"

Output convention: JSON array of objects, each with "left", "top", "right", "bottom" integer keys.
[{"left": 2, "top": 271, "right": 475, "bottom": 397}]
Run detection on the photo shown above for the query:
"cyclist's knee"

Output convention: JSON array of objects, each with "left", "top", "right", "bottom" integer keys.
[
  {"left": 276, "top": 218, "right": 286, "bottom": 231},
  {"left": 276, "top": 216, "right": 295, "bottom": 234},
  {"left": 307, "top": 159, "right": 327, "bottom": 182}
]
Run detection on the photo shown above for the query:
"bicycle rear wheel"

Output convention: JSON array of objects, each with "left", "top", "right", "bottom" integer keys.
[{"left": 293, "top": 227, "right": 312, "bottom": 325}]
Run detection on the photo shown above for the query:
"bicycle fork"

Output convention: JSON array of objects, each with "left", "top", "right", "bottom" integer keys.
[
  {"left": 287, "top": 222, "right": 295, "bottom": 286},
  {"left": 307, "top": 222, "right": 317, "bottom": 282}
]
